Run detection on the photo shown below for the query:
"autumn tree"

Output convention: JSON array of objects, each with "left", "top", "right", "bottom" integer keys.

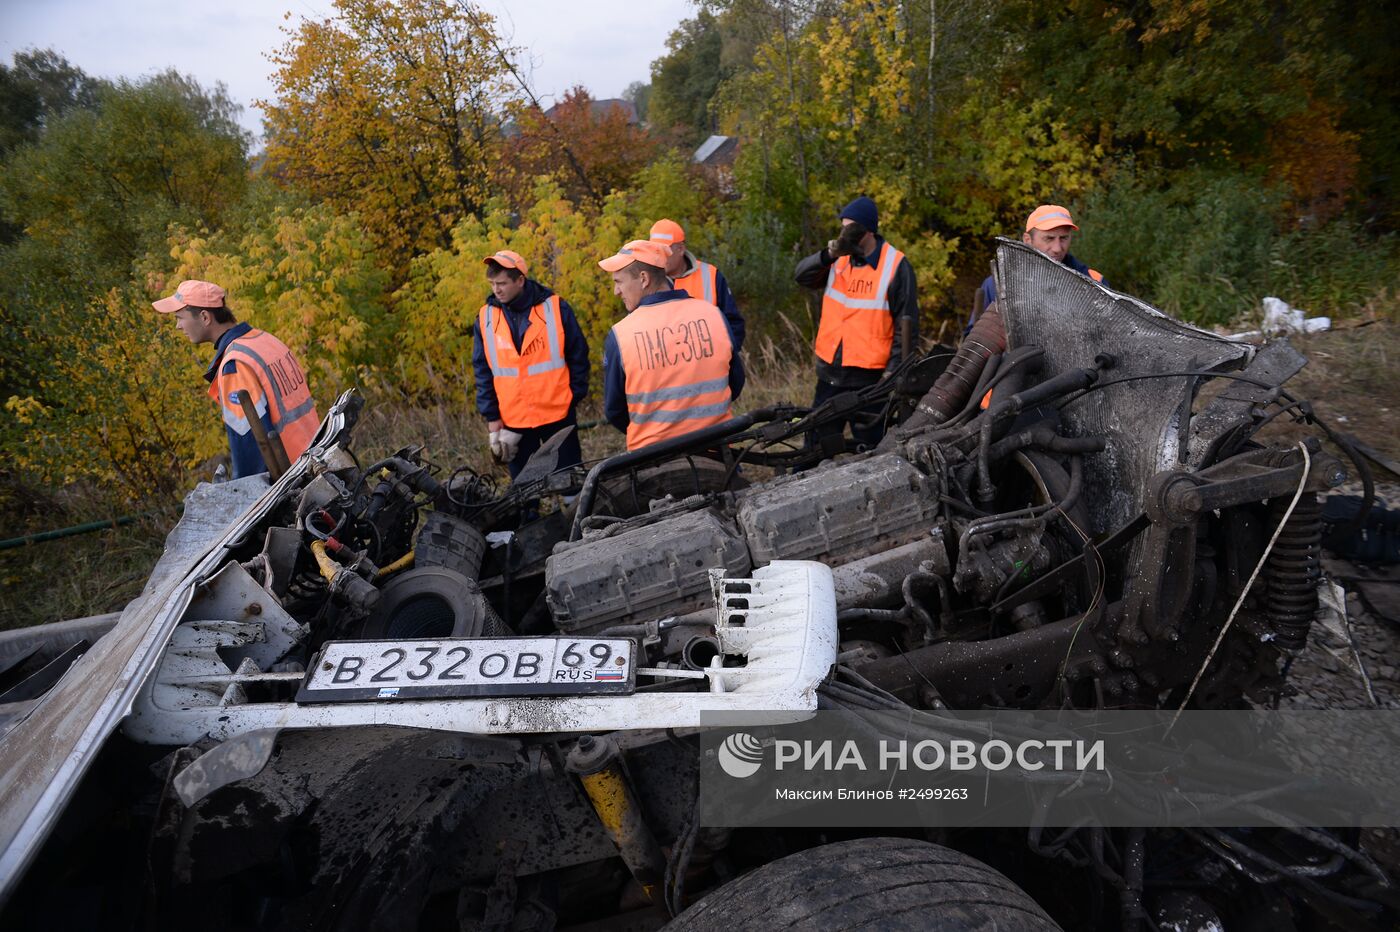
[
  {"left": 501, "top": 87, "right": 660, "bottom": 208},
  {"left": 157, "top": 201, "right": 392, "bottom": 395},
  {"left": 394, "top": 161, "right": 716, "bottom": 400},
  {"left": 260, "top": 0, "right": 516, "bottom": 272},
  {"left": 704, "top": 1, "right": 959, "bottom": 316}
]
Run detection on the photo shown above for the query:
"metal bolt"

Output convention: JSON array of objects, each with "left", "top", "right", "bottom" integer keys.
[{"left": 247, "top": 602, "right": 262, "bottom": 616}]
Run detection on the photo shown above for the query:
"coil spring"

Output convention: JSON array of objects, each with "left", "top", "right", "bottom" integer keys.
[
  {"left": 286, "top": 563, "right": 328, "bottom": 602},
  {"left": 1263, "top": 492, "right": 1322, "bottom": 651}
]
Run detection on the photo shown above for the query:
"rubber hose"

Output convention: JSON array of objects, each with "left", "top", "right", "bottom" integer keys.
[{"left": 912, "top": 305, "right": 1008, "bottom": 426}]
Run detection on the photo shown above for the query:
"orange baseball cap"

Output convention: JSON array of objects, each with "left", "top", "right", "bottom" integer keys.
[
  {"left": 1025, "top": 205, "right": 1078, "bottom": 232},
  {"left": 649, "top": 219, "right": 685, "bottom": 244},
  {"left": 483, "top": 249, "right": 528, "bottom": 275},
  {"left": 152, "top": 280, "right": 227, "bottom": 313},
  {"left": 598, "top": 240, "right": 671, "bottom": 272}
]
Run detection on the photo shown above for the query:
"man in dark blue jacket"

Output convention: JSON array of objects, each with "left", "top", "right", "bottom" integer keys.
[{"left": 471, "top": 250, "right": 590, "bottom": 479}]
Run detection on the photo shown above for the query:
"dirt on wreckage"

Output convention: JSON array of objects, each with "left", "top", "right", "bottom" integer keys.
[{"left": 2, "top": 241, "right": 1400, "bottom": 931}]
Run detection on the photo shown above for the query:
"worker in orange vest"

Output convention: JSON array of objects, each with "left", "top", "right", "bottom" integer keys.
[
  {"left": 969, "top": 204, "right": 1106, "bottom": 332},
  {"left": 648, "top": 218, "right": 745, "bottom": 351},
  {"left": 471, "top": 250, "right": 591, "bottom": 479},
  {"left": 153, "top": 280, "right": 319, "bottom": 479},
  {"left": 794, "top": 196, "right": 918, "bottom": 447},
  {"left": 598, "top": 240, "right": 744, "bottom": 451}
]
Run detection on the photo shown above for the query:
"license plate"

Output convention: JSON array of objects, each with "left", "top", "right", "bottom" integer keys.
[{"left": 296, "top": 637, "right": 635, "bottom": 703}]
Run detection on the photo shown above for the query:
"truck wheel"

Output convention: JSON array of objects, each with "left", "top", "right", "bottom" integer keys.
[{"left": 666, "top": 837, "right": 1060, "bottom": 931}]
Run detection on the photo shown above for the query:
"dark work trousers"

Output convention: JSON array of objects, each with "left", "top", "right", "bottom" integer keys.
[
  {"left": 812, "top": 378, "right": 887, "bottom": 449},
  {"left": 505, "top": 412, "right": 584, "bottom": 480}
]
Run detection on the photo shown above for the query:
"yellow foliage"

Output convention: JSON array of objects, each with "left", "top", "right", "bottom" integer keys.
[
  {"left": 940, "top": 88, "right": 1103, "bottom": 237},
  {"left": 156, "top": 204, "right": 391, "bottom": 399},
  {"left": 2, "top": 288, "right": 224, "bottom": 499},
  {"left": 4, "top": 396, "right": 49, "bottom": 426},
  {"left": 812, "top": 4, "right": 911, "bottom": 138}
]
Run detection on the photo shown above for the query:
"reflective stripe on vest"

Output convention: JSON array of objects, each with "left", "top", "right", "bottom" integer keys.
[
  {"left": 814, "top": 241, "right": 905, "bottom": 369},
  {"left": 478, "top": 295, "right": 572, "bottom": 428},
  {"left": 613, "top": 296, "right": 733, "bottom": 451},
  {"left": 213, "top": 329, "right": 320, "bottom": 465},
  {"left": 673, "top": 260, "right": 717, "bottom": 307}
]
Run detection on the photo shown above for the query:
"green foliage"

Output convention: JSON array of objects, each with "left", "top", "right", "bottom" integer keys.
[
  {"left": 0, "top": 48, "right": 104, "bottom": 160},
  {"left": 1268, "top": 223, "right": 1400, "bottom": 319},
  {"left": 699, "top": 1, "right": 958, "bottom": 328},
  {"left": 1078, "top": 166, "right": 1287, "bottom": 325},
  {"left": 648, "top": 10, "right": 726, "bottom": 144},
  {"left": 1079, "top": 165, "right": 1400, "bottom": 326},
  {"left": 0, "top": 70, "right": 254, "bottom": 500},
  {"left": 994, "top": 0, "right": 1348, "bottom": 163},
  {"left": 937, "top": 89, "right": 1102, "bottom": 238},
  {"left": 0, "top": 70, "right": 248, "bottom": 274}
]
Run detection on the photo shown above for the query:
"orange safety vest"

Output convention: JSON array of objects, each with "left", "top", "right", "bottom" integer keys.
[
  {"left": 478, "top": 295, "right": 572, "bottom": 428},
  {"left": 814, "top": 241, "right": 906, "bottom": 370},
  {"left": 212, "top": 329, "right": 320, "bottom": 465},
  {"left": 673, "top": 259, "right": 719, "bottom": 307},
  {"left": 612, "top": 296, "right": 734, "bottom": 451}
]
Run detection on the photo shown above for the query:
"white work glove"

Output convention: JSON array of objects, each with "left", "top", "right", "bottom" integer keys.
[{"left": 489, "top": 428, "right": 523, "bottom": 463}]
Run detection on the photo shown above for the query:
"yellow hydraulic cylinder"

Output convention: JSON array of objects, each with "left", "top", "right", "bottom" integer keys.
[{"left": 567, "top": 734, "right": 668, "bottom": 910}]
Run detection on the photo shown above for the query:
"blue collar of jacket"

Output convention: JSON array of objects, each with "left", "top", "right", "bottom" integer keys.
[
  {"left": 1062, "top": 253, "right": 1091, "bottom": 276},
  {"left": 487, "top": 278, "right": 554, "bottom": 316},
  {"left": 636, "top": 289, "right": 692, "bottom": 308},
  {"left": 205, "top": 321, "right": 253, "bottom": 383},
  {"left": 850, "top": 234, "right": 888, "bottom": 269}
]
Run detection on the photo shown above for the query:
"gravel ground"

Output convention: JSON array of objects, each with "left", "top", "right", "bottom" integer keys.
[{"left": 1277, "top": 482, "right": 1400, "bottom": 711}]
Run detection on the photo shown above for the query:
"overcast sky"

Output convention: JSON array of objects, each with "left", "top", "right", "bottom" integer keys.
[{"left": 0, "top": 0, "right": 693, "bottom": 142}]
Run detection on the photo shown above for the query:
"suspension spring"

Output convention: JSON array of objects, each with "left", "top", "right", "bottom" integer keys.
[{"left": 1263, "top": 492, "right": 1322, "bottom": 650}]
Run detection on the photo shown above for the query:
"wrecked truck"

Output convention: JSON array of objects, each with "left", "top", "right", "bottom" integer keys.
[{"left": 0, "top": 239, "right": 1389, "bottom": 930}]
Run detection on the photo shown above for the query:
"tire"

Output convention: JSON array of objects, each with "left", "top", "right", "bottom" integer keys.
[
  {"left": 415, "top": 510, "right": 487, "bottom": 579},
  {"left": 359, "top": 566, "right": 505, "bottom": 639},
  {"left": 665, "top": 837, "right": 1060, "bottom": 931}
]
